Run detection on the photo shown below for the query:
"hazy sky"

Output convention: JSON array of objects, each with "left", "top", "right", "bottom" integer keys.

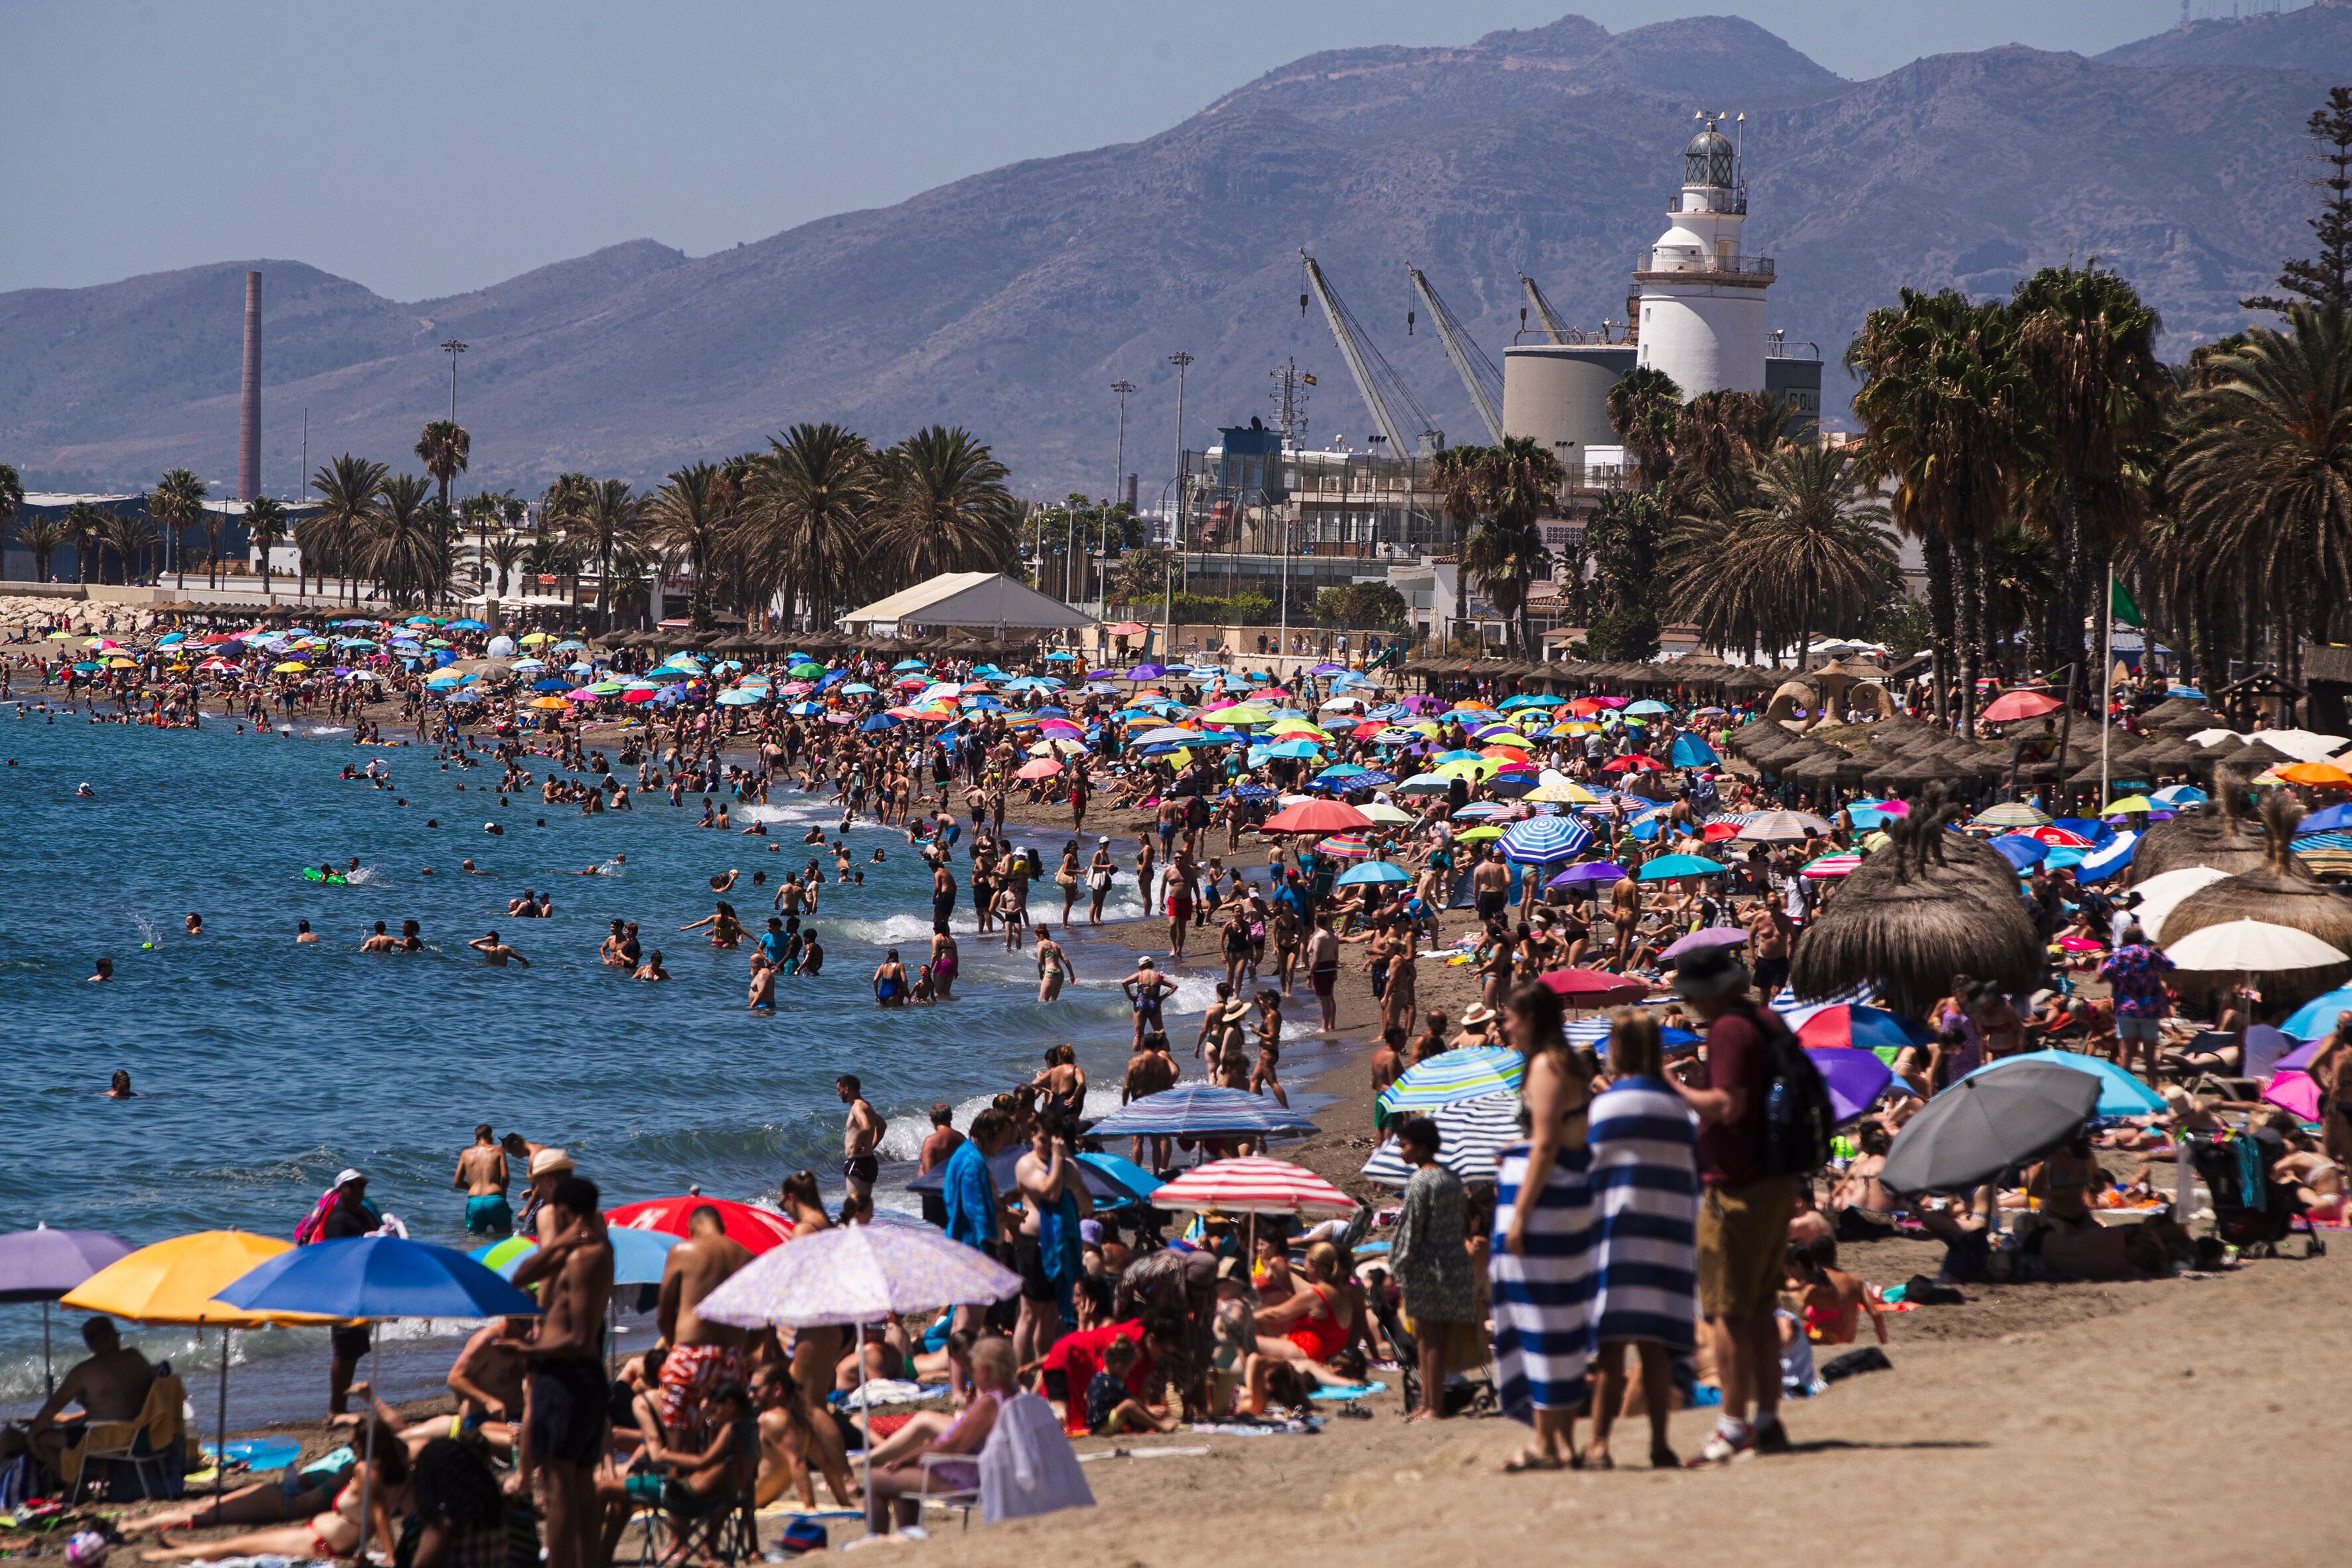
[{"left": 11, "top": 0, "right": 2201, "bottom": 300}]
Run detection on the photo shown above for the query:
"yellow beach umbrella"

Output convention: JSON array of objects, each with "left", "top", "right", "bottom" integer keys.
[
  {"left": 1528, "top": 781, "right": 1600, "bottom": 805},
  {"left": 1210, "top": 704, "right": 1275, "bottom": 726},
  {"left": 1456, "top": 824, "right": 1504, "bottom": 842},
  {"left": 2103, "top": 795, "right": 2156, "bottom": 815},
  {"left": 530, "top": 695, "right": 568, "bottom": 709},
  {"left": 1435, "top": 757, "right": 1497, "bottom": 781},
  {"left": 518, "top": 631, "right": 555, "bottom": 645},
  {"left": 271, "top": 661, "right": 309, "bottom": 673},
  {"left": 1267, "top": 717, "right": 1323, "bottom": 737},
  {"left": 62, "top": 1231, "right": 327, "bottom": 1329}
]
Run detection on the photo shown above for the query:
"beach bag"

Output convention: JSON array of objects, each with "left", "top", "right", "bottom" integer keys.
[{"left": 1747, "top": 1003, "right": 1835, "bottom": 1177}]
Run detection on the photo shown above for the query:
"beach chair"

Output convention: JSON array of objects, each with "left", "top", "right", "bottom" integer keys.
[
  {"left": 913, "top": 1452, "right": 982, "bottom": 1531},
  {"left": 633, "top": 1424, "right": 759, "bottom": 1568},
  {"left": 64, "top": 1372, "right": 187, "bottom": 1504},
  {"left": 2185, "top": 1127, "right": 2326, "bottom": 1261}
]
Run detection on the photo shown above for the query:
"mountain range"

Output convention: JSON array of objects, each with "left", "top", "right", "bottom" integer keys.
[{"left": 7, "top": 5, "right": 2352, "bottom": 502}]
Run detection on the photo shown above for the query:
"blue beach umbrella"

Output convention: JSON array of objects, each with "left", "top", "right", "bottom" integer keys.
[
  {"left": 471, "top": 1227, "right": 678, "bottom": 1286},
  {"left": 1636, "top": 854, "right": 1726, "bottom": 881},
  {"left": 1360, "top": 1093, "right": 1523, "bottom": 1186},
  {"left": 1376, "top": 1046, "right": 1526, "bottom": 1115},
  {"left": 1988, "top": 834, "right": 2049, "bottom": 871},
  {"left": 1335, "top": 859, "right": 1411, "bottom": 887},
  {"left": 1088, "top": 1083, "right": 1319, "bottom": 1138},
  {"left": 2077, "top": 830, "right": 2138, "bottom": 883},
  {"left": 1964, "top": 1050, "right": 2166, "bottom": 1117},
  {"left": 1499, "top": 815, "right": 1594, "bottom": 866},
  {"left": 2284, "top": 984, "right": 2352, "bottom": 1039},
  {"left": 1670, "top": 733, "right": 1720, "bottom": 767}
]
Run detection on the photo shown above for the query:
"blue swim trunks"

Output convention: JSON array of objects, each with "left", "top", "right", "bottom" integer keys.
[{"left": 465, "top": 1194, "right": 515, "bottom": 1235}]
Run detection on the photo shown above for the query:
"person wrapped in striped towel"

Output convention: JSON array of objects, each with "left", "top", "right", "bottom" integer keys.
[
  {"left": 1489, "top": 980, "right": 1599, "bottom": 1472},
  {"left": 1581, "top": 1006, "right": 1701, "bottom": 1469}
]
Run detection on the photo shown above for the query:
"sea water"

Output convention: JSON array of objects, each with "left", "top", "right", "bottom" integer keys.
[{"left": 0, "top": 708, "right": 1226, "bottom": 1423}]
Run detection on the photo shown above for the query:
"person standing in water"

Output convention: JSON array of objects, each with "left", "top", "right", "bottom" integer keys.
[
  {"left": 837, "top": 1075, "right": 882, "bottom": 1212},
  {"left": 1034, "top": 924, "right": 1075, "bottom": 1002},
  {"left": 454, "top": 1126, "right": 513, "bottom": 1235}
]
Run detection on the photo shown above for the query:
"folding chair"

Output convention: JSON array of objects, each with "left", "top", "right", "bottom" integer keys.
[
  {"left": 67, "top": 1373, "right": 186, "bottom": 1505},
  {"left": 914, "top": 1452, "right": 982, "bottom": 1531},
  {"left": 634, "top": 1423, "right": 759, "bottom": 1568}
]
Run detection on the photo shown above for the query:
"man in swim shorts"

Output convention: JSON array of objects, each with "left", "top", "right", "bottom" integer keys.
[
  {"left": 1305, "top": 915, "right": 1342, "bottom": 1033},
  {"left": 453, "top": 1125, "right": 513, "bottom": 1235},
  {"left": 838, "top": 1075, "right": 882, "bottom": 1209},
  {"left": 1122, "top": 956, "right": 1174, "bottom": 1048},
  {"left": 505, "top": 1177, "right": 613, "bottom": 1568}
]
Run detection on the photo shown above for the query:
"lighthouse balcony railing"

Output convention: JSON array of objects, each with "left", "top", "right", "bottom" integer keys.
[
  {"left": 1667, "top": 191, "right": 1747, "bottom": 215},
  {"left": 1636, "top": 248, "right": 1774, "bottom": 279}
]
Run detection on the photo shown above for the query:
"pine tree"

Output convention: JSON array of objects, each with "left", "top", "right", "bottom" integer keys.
[{"left": 2246, "top": 86, "right": 2352, "bottom": 315}]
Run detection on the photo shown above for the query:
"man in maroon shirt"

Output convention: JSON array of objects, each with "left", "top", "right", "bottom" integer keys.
[{"left": 1672, "top": 944, "right": 1798, "bottom": 1465}]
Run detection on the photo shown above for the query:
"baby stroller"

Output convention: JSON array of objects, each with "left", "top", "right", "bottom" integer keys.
[
  {"left": 2185, "top": 1127, "right": 2327, "bottom": 1260},
  {"left": 1366, "top": 1287, "right": 1496, "bottom": 1419}
]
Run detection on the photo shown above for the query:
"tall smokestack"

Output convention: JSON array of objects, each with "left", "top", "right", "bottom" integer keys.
[{"left": 238, "top": 271, "right": 262, "bottom": 501}]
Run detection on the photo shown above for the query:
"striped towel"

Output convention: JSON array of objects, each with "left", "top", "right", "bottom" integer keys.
[
  {"left": 1489, "top": 1140, "right": 1596, "bottom": 1419},
  {"left": 1585, "top": 1077, "right": 1700, "bottom": 1354}
]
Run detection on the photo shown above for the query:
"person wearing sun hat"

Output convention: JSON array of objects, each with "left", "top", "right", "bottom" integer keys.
[{"left": 516, "top": 1147, "right": 576, "bottom": 1242}]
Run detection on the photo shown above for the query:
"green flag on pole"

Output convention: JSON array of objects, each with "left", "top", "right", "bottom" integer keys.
[{"left": 2110, "top": 576, "right": 2144, "bottom": 629}]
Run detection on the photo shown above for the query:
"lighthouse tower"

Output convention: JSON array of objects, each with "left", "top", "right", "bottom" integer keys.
[{"left": 1634, "top": 115, "right": 1771, "bottom": 396}]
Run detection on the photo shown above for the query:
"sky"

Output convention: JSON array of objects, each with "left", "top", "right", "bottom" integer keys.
[{"left": 9, "top": 0, "right": 2209, "bottom": 301}]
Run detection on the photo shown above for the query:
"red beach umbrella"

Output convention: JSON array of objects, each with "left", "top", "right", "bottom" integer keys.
[{"left": 606, "top": 1196, "right": 795, "bottom": 1255}]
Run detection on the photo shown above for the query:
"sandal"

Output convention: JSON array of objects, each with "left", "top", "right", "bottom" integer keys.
[
  {"left": 1501, "top": 1449, "right": 1565, "bottom": 1473},
  {"left": 1582, "top": 1447, "right": 1614, "bottom": 1470}
]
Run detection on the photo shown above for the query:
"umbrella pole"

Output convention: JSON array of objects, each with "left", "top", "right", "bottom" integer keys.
[
  {"left": 216, "top": 1326, "right": 230, "bottom": 1506},
  {"left": 358, "top": 1331, "right": 380, "bottom": 1563},
  {"left": 856, "top": 1330, "right": 872, "bottom": 1531},
  {"left": 42, "top": 1301, "right": 52, "bottom": 1397}
]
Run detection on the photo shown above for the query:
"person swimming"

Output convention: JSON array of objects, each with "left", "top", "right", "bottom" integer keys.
[
  {"left": 74, "top": 781, "right": 94, "bottom": 797},
  {"left": 106, "top": 1069, "right": 138, "bottom": 1099}
]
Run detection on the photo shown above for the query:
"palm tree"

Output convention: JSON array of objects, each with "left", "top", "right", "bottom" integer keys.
[
  {"left": 645, "top": 463, "right": 724, "bottom": 627},
  {"left": 416, "top": 421, "right": 471, "bottom": 516},
  {"left": 1461, "top": 514, "right": 1544, "bottom": 655},
  {"left": 570, "top": 479, "right": 640, "bottom": 626},
  {"left": 2011, "top": 264, "right": 2167, "bottom": 675},
  {"left": 2169, "top": 304, "right": 2352, "bottom": 694},
  {"left": 359, "top": 474, "right": 442, "bottom": 605},
  {"left": 520, "top": 532, "right": 580, "bottom": 603},
  {"left": 99, "top": 511, "right": 158, "bottom": 586},
  {"left": 870, "top": 426, "right": 1021, "bottom": 592},
  {"left": 1605, "top": 365, "right": 1683, "bottom": 488},
  {"left": 0, "top": 463, "right": 21, "bottom": 582},
  {"left": 1847, "top": 289, "right": 2030, "bottom": 734},
  {"left": 1480, "top": 436, "right": 1567, "bottom": 655},
  {"left": 742, "top": 424, "right": 878, "bottom": 630},
  {"left": 1427, "top": 444, "right": 1490, "bottom": 645},
  {"left": 151, "top": 469, "right": 207, "bottom": 589},
  {"left": 16, "top": 514, "right": 64, "bottom": 584},
  {"left": 307, "top": 455, "right": 388, "bottom": 607},
  {"left": 459, "top": 493, "right": 504, "bottom": 603},
  {"left": 485, "top": 533, "right": 527, "bottom": 603},
  {"left": 244, "top": 496, "right": 289, "bottom": 602},
  {"left": 1720, "top": 443, "right": 1894, "bottom": 661},
  {"left": 62, "top": 502, "right": 104, "bottom": 585}
]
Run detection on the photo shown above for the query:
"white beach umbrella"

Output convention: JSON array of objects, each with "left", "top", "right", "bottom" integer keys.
[
  {"left": 2163, "top": 919, "right": 2347, "bottom": 973},
  {"left": 2128, "top": 866, "right": 2230, "bottom": 943}
]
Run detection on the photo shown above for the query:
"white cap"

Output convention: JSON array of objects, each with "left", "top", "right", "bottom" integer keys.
[{"left": 335, "top": 1168, "right": 366, "bottom": 1187}]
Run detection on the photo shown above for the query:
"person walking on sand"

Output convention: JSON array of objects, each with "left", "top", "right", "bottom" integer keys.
[
  {"left": 453, "top": 1126, "right": 512, "bottom": 1236},
  {"left": 1304, "top": 915, "right": 1341, "bottom": 1033},
  {"left": 1389, "top": 1117, "right": 1476, "bottom": 1422}
]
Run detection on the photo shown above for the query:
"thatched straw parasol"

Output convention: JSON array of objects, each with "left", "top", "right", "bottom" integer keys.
[
  {"left": 2156, "top": 794, "right": 2352, "bottom": 1008},
  {"left": 2140, "top": 696, "right": 2213, "bottom": 728},
  {"left": 2129, "top": 758, "right": 2270, "bottom": 883},
  {"left": 1787, "top": 789, "right": 2043, "bottom": 1018}
]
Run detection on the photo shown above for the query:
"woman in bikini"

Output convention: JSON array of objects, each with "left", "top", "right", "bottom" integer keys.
[
  {"left": 1034, "top": 1044, "right": 1087, "bottom": 1120},
  {"left": 679, "top": 900, "right": 744, "bottom": 949},
  {"left": 928, "top": 925, "right": 959, "bottom": 1000},
  {"left": 1085, "top": 838, "right": 1117, "bottom": 925},
  {"left": 141, "top": 1423, "right": 408, "bottom": 1562},
  {"left": 1056, "top": 839, "right": 1083, "bottom": 925}
]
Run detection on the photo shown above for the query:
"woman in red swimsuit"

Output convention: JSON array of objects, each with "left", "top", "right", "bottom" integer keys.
[{"left": 1252, "top": 1241, "right": 1356, "bottom": 1383}]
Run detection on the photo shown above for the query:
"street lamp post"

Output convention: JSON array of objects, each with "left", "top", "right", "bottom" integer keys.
[{"left": 440, "top": 339, "right": 467, "bottom": 422}]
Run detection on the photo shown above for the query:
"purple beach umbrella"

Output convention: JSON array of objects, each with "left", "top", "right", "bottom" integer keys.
[
  {"left": 1547, "top": 861, "right": 1628, "bottom": 889},
  {"left": 1660, "top": 927, "right": 1749, "bottom": 961},
  {"left": 1804, "top": 1048, "right": 1895, "bottom": 1123},
  {"left": 0, "top": 1225, "right": 135, "bottom": 1393}
]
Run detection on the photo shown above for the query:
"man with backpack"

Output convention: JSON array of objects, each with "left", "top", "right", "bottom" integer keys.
[{"left": 1671, "top": 945, "right": 1830, "bottom": 1466}]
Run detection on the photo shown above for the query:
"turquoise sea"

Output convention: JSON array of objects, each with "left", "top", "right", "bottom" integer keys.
[{"left": 0, "top": 704, "right": 1249, "bottom": 1423}]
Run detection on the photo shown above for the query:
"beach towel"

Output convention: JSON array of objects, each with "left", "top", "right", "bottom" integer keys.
[
  {"left": 1490, "top": 1140, "right": 1597, "bottom": 1421},
  {"left": 1306, "top": 1381, "right": 1387, "bottom": 1401},
  {"left": 1585, "top": 1077, "right": 1700, "bottom": 1355}
]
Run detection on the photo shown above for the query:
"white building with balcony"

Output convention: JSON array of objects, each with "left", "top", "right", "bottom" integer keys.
[{"left": 1634, "top": 118, "right": 1774, "bottom": 398}]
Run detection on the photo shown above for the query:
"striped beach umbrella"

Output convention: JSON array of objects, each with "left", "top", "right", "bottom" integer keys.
[
  {"left": 1316, "top": 832, "right": 1374, "bottom": 858},
  {"left": 1148, "top": 1157, "right": 1357, "bottom": 1216},
  {"left": 1377, "top": 1046, "right": 1527, "bottom": 1114},
  {"left": 1970, "top": 801, "right": 2053, "bottom": 829},
  {"left": 1088, "top": 1083, "right": 1320, "bottom": 1138},
  {"left": 1499, "top": 815, "right": 1594, "bottom": 866},
  {"left": 1360, "top": 1093, "right": 1522, "bottom": 1187},
  {"left": 1801, "top": 852, "right": 1863, "bottom": 878}
]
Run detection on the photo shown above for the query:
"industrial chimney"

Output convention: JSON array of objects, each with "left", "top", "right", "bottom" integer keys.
[{"left": 238, "top": 272, "right": 262, "bottom": 501}]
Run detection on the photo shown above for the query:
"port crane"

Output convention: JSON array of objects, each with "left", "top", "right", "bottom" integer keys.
[
  {"left": 1407, "top": 264, "right": 1504, "bottom": 443},
  {"left": 1299, "top": 250, "right": 1441, "bottom": 458},
  {"left": 1517, "top": 271, "right": 1573, "bottom": 344}
]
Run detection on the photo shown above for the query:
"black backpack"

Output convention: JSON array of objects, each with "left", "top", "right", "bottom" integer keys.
[{"left": 1735, "top": 1000, "right": 1836, "bottom": 1176}]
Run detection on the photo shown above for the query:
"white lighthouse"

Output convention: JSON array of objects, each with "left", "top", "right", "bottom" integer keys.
[{"left": 1634, "top": 115, "right": 1772, "bottom": 396}]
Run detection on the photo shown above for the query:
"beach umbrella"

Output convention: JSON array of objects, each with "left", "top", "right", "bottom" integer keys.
[
  {"left": 695, "top": 1220, "right": 1025, "bottom": 1498},
  {"left": 1537, "top": 968, "right": 1648, "bottom": 1005},
  {"left": 1148, "top": 1157, "right": 1356, "bottom": 1217},
  {"left": 1315, "top": 832, "right": 1374, "bottom": 858},
  {"left": 1359, "top": 1093, "right": 1522, "bottom": 1187},
  {"left": 1970, "top": 802, "right": 2053, "bottom": 830},
  {"left": 1804, "top": 1048, "right": 1895, "bottom": 1122},
  {"left": 1880, "top": 1063, "right": 2102, "bottom": 1194},
  {"left": 606, "top": 1196, "right": 797, "bottom": 1253},
  {"left": 470, "top": 1227, "right": 679, "bottom": 1285},
  {"left": 1637, "top": 853, "right": 1725, "bottom": 880},
  {"left": 1359, "top": 800, "right": 1415, "bottom": 825},
  {"left": 1499, "top": 815, "right": 1595, "bottom": 865},
  {"left": 1526, "top": 780, "right": 1601, "bottom": 805},
  {"left": 1794, "top": 1004, "right": 1928, "bottom": 1054},
  {"left": 2076, "top": 830, "right": 2138, "bottom": 884},
  {"left": 1259, "top": 799, "right": 1372, "bottom": 834},
  {"left": 1988, "top": 834, "right": 2049, "bottom": 870},
  {"left": 1547, "top": 860, "right": 1628, "bottom": 889},
  {"left": 1015, "top": 756, "right": 1063, "bottom": 780},
  {"left": 2279, "top": 761, "right": 2352, "bottom": 788},
  {"left": 1660, "top": 927, "right": 1747, "bottom": 961},
  {"left": 1801, "top": 852, "right": 1863, "bottom": 879},
  {"left": 1088, "top": 1083, "right": 1318, "bottom": 1138},
  {"left": 1454, "top": 824, "right": 1503, "bottom": 844},
  {"left": 1669, "top": 733, "right": 1720, "bottom": 767},
  {"left": 2283, "top": 984, "right": 2352, "bottom": 1038},
  {"left": 0, "top": 1226, "right": 135, "bottom": 1393},
  {"left": 1376, "top": 1046, "right": 1526, "bottom": 1114},
  {"left": 1980, "top": 689, "right": 2063, "bottom": 724},
  {"left": 1962, "top": 1051, "right": 2165, "bottom": 1118},
  {"left": 906, "top": 1148, "right": 1141, "bottom": 1208},
  {"left": 2130, "top": 865, "right": 2231, "bottom": 942},
  {"left": 2164, "top": 918, "right": 2348, "bottom": 973},
  {"left": 1336, "top": 859, "right": 1411, "bottom": 886},
  {"left": 1735, "top": 810, "right": 1829, "bottom": 842}
]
